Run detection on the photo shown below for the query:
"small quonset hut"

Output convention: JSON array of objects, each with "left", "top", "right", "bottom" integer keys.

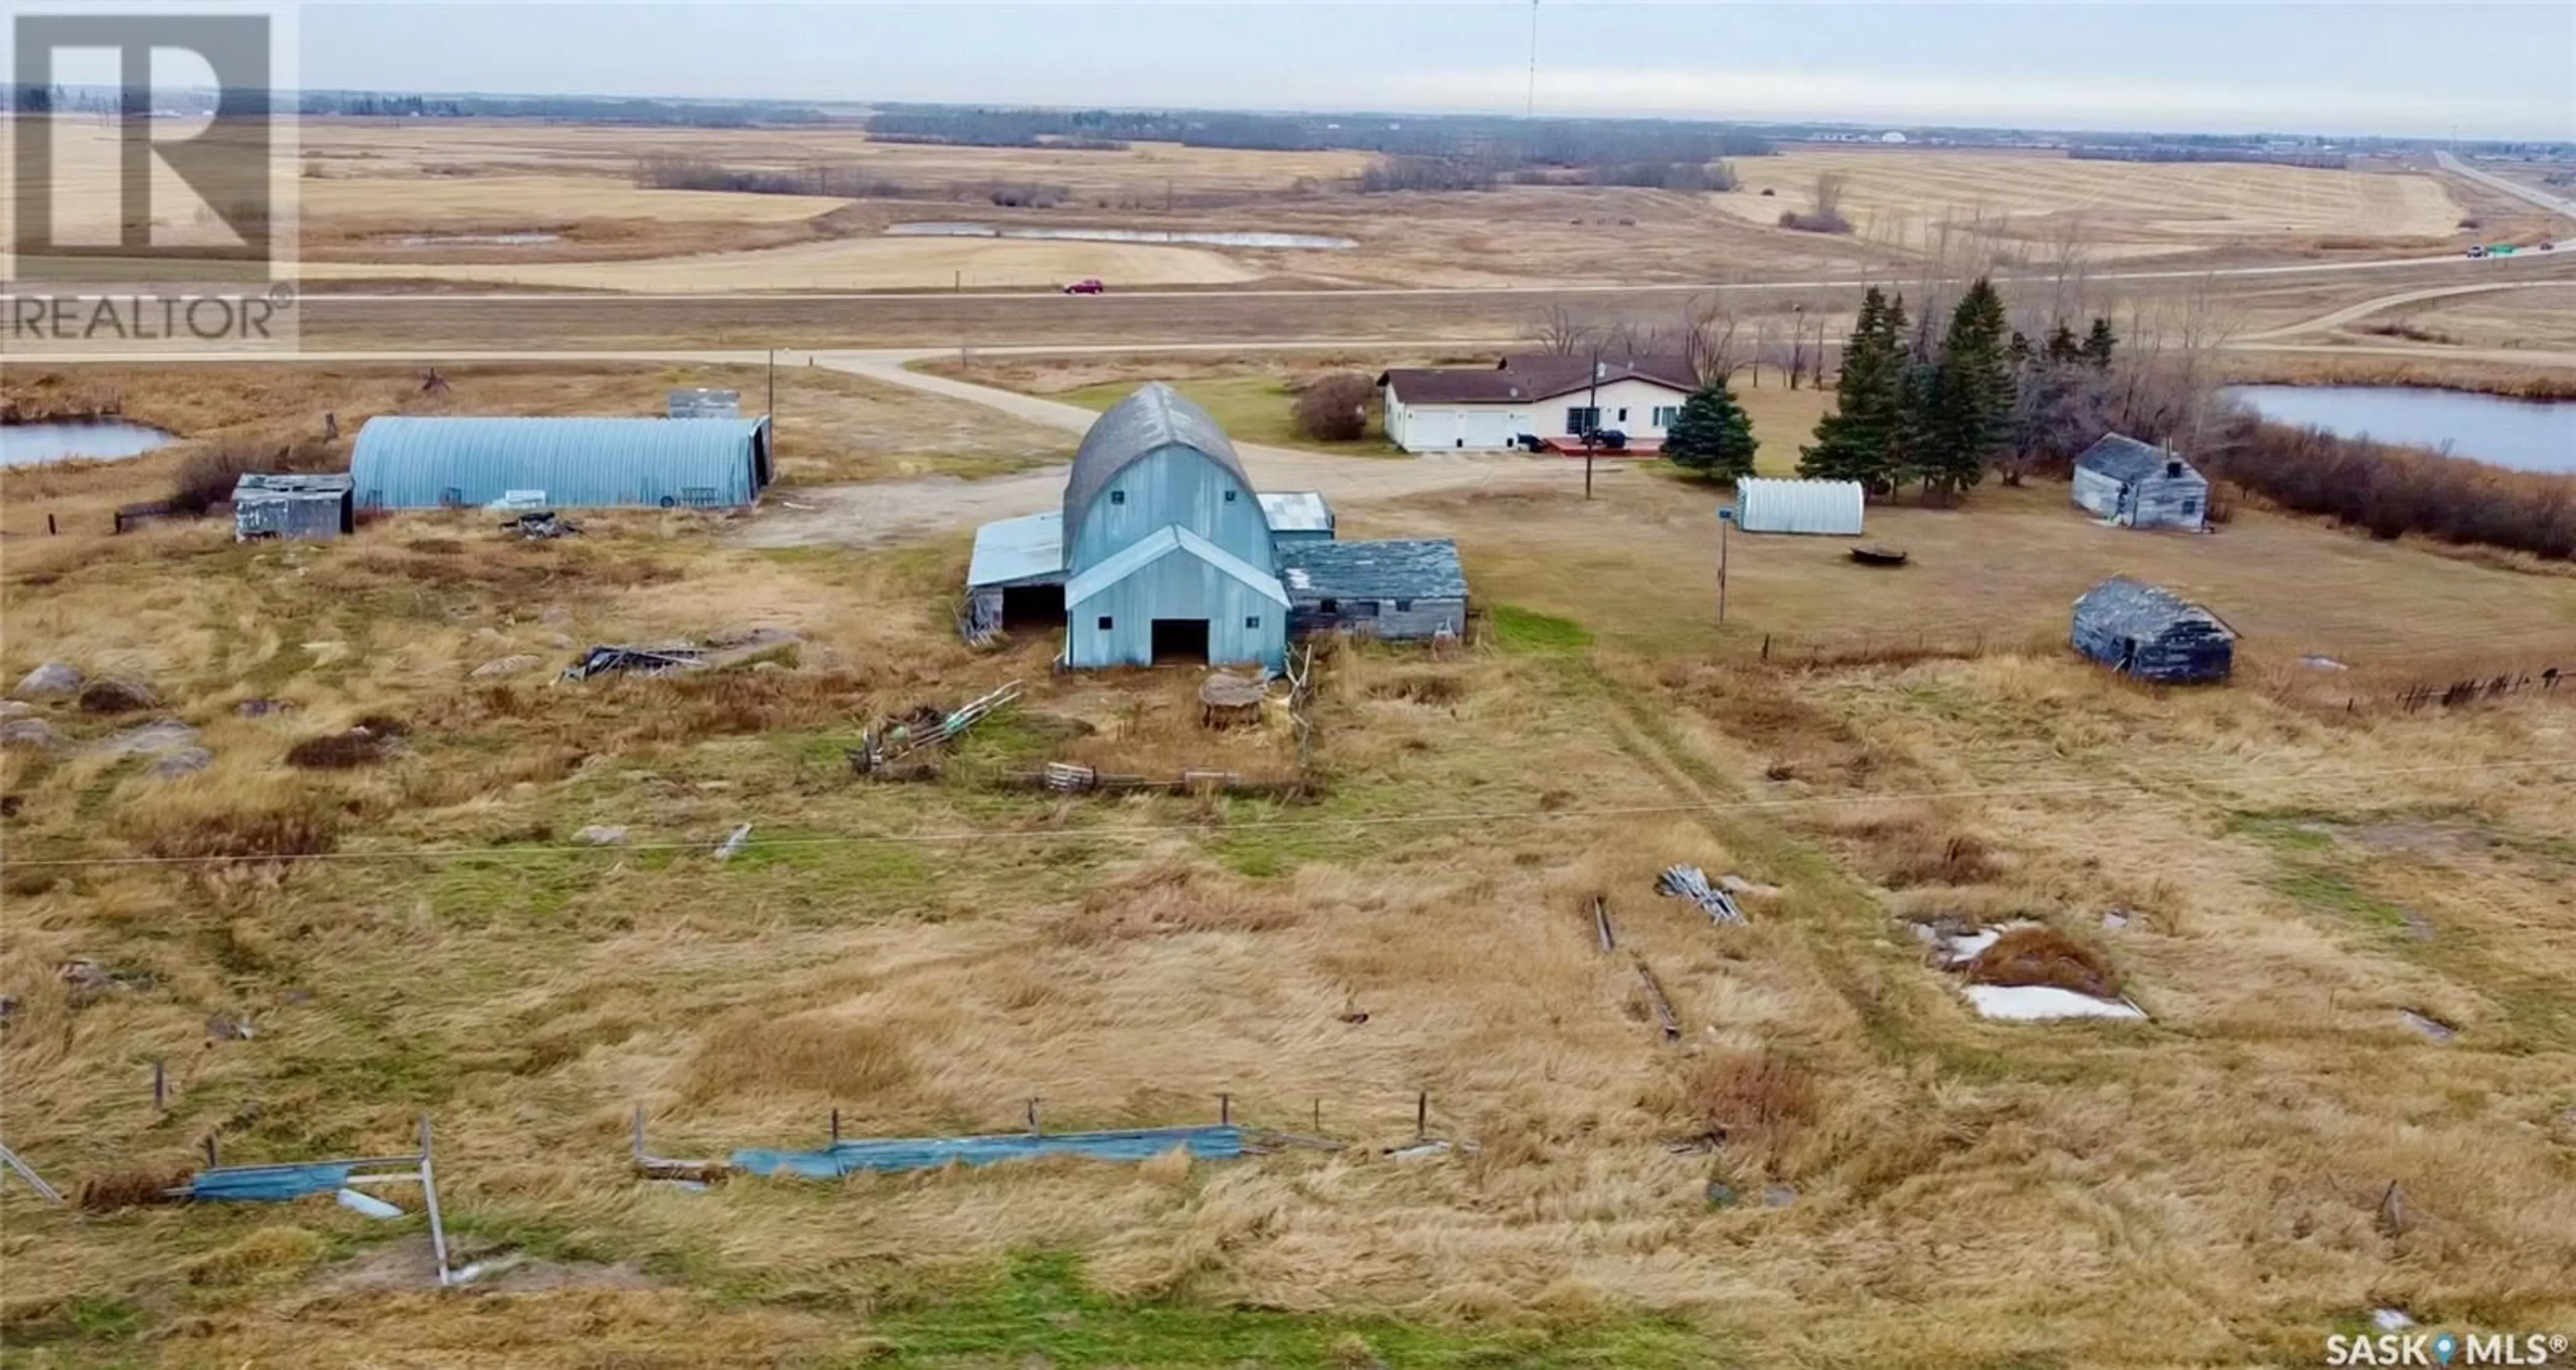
[{"left": 2072, "top": 577, "right": 2235, "bottom": 683}]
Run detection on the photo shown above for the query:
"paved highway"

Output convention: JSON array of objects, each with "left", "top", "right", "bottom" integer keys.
[{"left": 2435, "top": 150, "right": 2576, "bottom": 227}]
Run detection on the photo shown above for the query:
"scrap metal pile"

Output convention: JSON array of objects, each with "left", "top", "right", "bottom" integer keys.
[{"left": 1656, "top": 865, "right": 1747, "bottom": 926}]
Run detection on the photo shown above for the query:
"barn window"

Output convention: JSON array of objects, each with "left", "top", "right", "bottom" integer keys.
[
  {"left": 1224, "top": 490, "right": 1237, "bottom": 503},
  {"left": 1394, "top": 598, "right": 1413, "bottom": 612},
  {"left": 1109, "top": 490, "right": 1126, "bottom": 505},
  {"left": 2181, "top": 497, "right": 2201, "bottom": 517},
  {"left": 439, "top": 486, "right": 464, "bottom": 507},
  {"left": 1096, "top": 616, "right": 1114, "bottom": 631},
  {"left": 1245, "top": 615, "right": 1261, "bottom": 629},
  {"left": 1320, "top": 598, "right": 1340, "bottom": 615}
]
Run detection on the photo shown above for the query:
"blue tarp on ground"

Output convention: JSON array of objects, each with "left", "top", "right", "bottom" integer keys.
[
  {"left": 733, "top": 1126, "right": 1246, "bottom": 1179},
  {"left": 189, "top": 1162, "right": 358, "bottom": 1203}
]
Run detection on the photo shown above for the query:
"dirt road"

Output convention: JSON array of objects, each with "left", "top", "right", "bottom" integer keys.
[
  {"left": 2237, "top": 279, "right": 2574, "bottom": 341},
  {"left": 739, "top": 348, "right": 1558, "bottom": 549}
]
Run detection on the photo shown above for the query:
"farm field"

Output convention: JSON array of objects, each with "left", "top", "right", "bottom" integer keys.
[
  {"left": 9, "top": 117, "right": 2510, "bottom": 299},
  {"left": 5, "top": 366, "right": 2575, "bottom": 1365},
  {"left": 1718, "top": 148, "right": 2469, "bottom": 256}
]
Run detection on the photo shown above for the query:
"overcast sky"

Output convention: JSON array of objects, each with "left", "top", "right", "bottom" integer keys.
[{"left": 296, "top": 2, "right": 2575, "bottom": 140}]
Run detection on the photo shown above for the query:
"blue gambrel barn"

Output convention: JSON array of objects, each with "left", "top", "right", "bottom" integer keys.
[
  {"left": 965, "top": 383, "right": 1469, "bottom": 670},
  {"left": 350, "top": 416, "right": 773, "bottom": 510},
  {"left": 1060, "top": 384, "right": 1286, "bottom": 670}
]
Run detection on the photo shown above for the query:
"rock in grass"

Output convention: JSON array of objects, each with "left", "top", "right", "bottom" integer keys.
[
  {"left": 575, "top": 825, "right": 629, "bottom": 847},
  {"left": 0, "top": 718, "right": 63, "bottom": 751},
  {"left": 0, "top": 700, "right": 31, "bottom": 719},
  {"left": 77, "top": 677, "right": 158, "bottom": 714},
  {"left": 95, "top": 719, "right": 200, "bottom": 757},
  {"left": 149, "top": 747, "right": 214, "bottom": 778},
  {"left": 471, "top": 654, "right": 541, "bottom": 680},
  {"left": 11, "top": 663, "right": 81, "bottom": 699}
]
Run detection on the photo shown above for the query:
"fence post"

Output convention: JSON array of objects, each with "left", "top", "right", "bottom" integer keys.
[
  {"left": 1415, "top": 1091, "right": 1428, "bottom": 1142},
  {"left": 830, "top": 1108, "right": 840, "bottom": 1145},
  {"left": 1218, "top": 1094, "right": 1231, "bottom": 1126},
  {"left": 152, "top": 1059, "right": 166, "bottom": 1111},
  {"left": 1026, "top": 1098, "right": 1041, "bottom": 1137}
]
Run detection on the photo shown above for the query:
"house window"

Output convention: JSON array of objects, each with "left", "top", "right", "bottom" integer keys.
[
  {"left": 1616, "top": 407, "right": 1629, "bottom": 423},
  {"left": 1245, "top": 615, "right": 1261, "bottom": 630},
  {"left": 1109, "top": 490, "right": 1126, "bottom": 505},
  {"left": 1564, "top": 406, "right": 1599, "bottom": 435},
  {"left": 1652, "top": 405, "right": 1679, "bottom": 427},
  {"left": 2181, "top": 498, "right": 2201, "bottom": 517},
  {"left": 1096, "top": 615, "right": 1114, "bottom": 631}
]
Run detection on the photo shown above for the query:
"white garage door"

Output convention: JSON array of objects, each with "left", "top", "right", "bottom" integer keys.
[{"left": 1450, "top": 409, "right": 1514, "bottom": 450}]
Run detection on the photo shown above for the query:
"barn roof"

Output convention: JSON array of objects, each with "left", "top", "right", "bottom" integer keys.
[
  {"left": 2073, "top": 576, "right": 2233, "bottom": 640},
  {"left": 1063, "top": 383, "right": 1248, "bottom": 530},
  {"left": 351, "top": 416, "right": 769, "bottom": 509},
  {"left": 1278, "top": 539, "right": 1468, "bottom": 601},
  {"left": 2076, "top": 433, "right": 2197, "bottom": 484},
  {"left": 1378, "top": 354, "right": 1698, "bottom": 405}
]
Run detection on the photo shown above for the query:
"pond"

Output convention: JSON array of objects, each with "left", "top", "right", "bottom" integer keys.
[
  {"left": 887, "top": 221, "right": 1356, "bottom": 250},
  {"left": 2220, "top": 385, "right": 2576, "bottom": 474},
  {"left": 1, "top": 419, "right": 180, "bottom": 466},
  {"left": 392, "top": 231, "right": 562, "bottom": 247}
]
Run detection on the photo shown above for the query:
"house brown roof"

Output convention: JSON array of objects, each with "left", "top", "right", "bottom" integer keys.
[{"left": 1378, "top": 354, "right": 1700, "bottom": 405}]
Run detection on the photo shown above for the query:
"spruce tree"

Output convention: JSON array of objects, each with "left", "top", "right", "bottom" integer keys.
[
  {"left": 2043, "top": 322, "right": 2082, "bottom": 365},
  {"left": 1799, "top": 286, "right": 1900, "bottom": 492},
  {"left": 2082, "top": 317, "right": 2118, "bottom": 368},
  {"left": 1664, "top": 376, "right": 1760, "bottom": 480},
  {"left": 1918, "top": 276, "right": 2012, "bottom": 501}
]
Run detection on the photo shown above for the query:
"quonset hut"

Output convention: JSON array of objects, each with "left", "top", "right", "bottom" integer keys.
[
  {"left": 2072, "top": 577, "right": 2235, "bottom": 683},
  {"left": 350, "top": 416, "right": 773, "bottom": 510},
  {"left": 964, "top": 383, "right": 1468, "bottom": 668}
]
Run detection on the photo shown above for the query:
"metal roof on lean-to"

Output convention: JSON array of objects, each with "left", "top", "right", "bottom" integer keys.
[
  {"left": 2076, "top": 433, "right": 2196, "bottom": 484},
  {"left": 967, "top": 512, "right": 1066, "bottom": 588},
  {"left": 350, "top": 416, "right": 770, "bottom": 509},
  {"left": 2072, "top": 576, "right": 2232, "bottom": 639},
  {"left": 1062, "top": 383, "right": 1249, "bottom": 530}
]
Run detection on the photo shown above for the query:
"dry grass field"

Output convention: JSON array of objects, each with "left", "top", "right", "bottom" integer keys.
[
  {"left": 4, "top": 393, "right": 2573, "bottom": 1365},
  {"left": 11, "top": 117, "right": 2501, "bottom": 297},
  {"left": 1718, "top": 148, "right": 2469, "bottom": 259}
]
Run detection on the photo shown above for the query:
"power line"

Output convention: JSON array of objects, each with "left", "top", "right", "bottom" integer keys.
[{"left": 3, "top": 758, "right": 2562, "bottom": 873}]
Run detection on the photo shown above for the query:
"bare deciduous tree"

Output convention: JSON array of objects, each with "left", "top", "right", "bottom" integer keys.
[{"left": 1521, "top": 305, "right": 1600, "bottom": 356}]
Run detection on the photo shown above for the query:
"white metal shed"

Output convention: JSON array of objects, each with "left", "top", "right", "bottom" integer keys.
[{"left": 1734, "top": 478, "right": 1865, "bottom": 535}]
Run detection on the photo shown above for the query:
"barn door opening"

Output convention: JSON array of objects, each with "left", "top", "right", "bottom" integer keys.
[
  {"left": 1150, "top": 619, "right": 1210, "bottom": 664},
  {"left": 1000, "top": 586, "right": 1065, "bottom": 630}
]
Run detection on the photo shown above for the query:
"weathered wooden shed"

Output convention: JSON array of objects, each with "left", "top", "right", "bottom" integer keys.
[
  {"left": 233, "top": 472, "right": 355, "bottom": 541},
  {"left": 2072, "top": 577, "right": 2235, "bottom": 683},
  {"left": 1279, "top": 539, "right": 1468, "bottom": 640},
  {"left": 2074, "top": 434, "right": 2209, "bottom": 531}
]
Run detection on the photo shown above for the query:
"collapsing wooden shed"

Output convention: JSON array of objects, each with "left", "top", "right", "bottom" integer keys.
[{"left": 2071, "top": 577, "right": 2235, "bottom": 683}]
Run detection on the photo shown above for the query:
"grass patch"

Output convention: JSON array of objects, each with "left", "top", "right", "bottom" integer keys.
[
  {"left": 1489, "top": 604, "right": 1592, "bottom": 653},
  {"left": 860, "top": 1251, "right": 1716, "bottom": 1369}
]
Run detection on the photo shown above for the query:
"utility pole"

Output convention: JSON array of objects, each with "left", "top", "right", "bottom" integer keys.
[
  {"left": 765, "top": 348, "right": 775, "bottom": 422},
  {"left": 1584, "top": 345, "right": 1601, "bottom": 500},
  {"left": 1717, "top": 507, "right": 1732, "bottom": 624}
]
